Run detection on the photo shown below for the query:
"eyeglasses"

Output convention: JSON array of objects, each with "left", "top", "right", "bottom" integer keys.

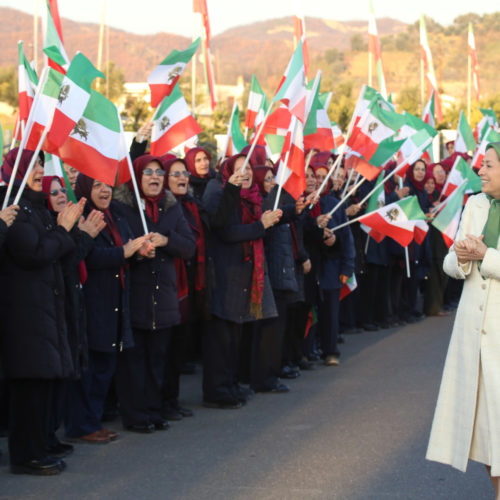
[
  {"left": 50, "top": 188, "right": 67, "bottom": 196},
  {"left": 264, "top": 177, "right": 274, "bottom": 183},
  {"left": 143, "top": 168, "right": 166, "bottom": 176},
  {"left": 168, "top": 171, "right": 191, "bottom": 178}
]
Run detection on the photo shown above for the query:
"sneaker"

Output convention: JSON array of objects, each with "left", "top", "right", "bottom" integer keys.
[{"left": 324, "top": 355, "right": 340, "bottom": 366}]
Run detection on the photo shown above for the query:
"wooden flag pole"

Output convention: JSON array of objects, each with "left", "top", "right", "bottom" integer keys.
[{"left": 3, "top": 67, "right": 49, "bottom": 209}]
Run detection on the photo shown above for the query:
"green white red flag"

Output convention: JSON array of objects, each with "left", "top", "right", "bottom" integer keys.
[
  {"left": 223, "top": 104, "right": 248, "bottom": 157},
  {"left": 368, "top": 0, "right": 387, "bottom": 98},
  {"left": 340, "top": 274, "right": 358, "bottom": 300},
  {"left": 193, "top": 0, "right": 217, "bottom": 110},
  {"left": 273, "top": 41, "right": 307, "bottom": 123},
  {"left": 442, "top": 156, "right": 481, "bottom": 197},
  {"left": 422, "top": 90, "right": 436, "bottom": 128},
  {"left": 471, "top": 127, "right": 500, "bottom": 170},
  {"left": 474, "top": 108, "right": 499, "bottom": 143},
  {"left": 245, "top": 75, "right": 269, "bottom": 131},
  {"left": 43, "top": 152, "right": 77, "bottom": 202},
  {"left": 359, "top": 196, "right": 428, "bottom": 247},
  {"left": 56, "top": 89, "right": 130, "bottom": 186},
  {"left": 148, "top": 38, "right": 200, "bottom": 108},
  {"left": 18, "top": 41, "right": 39, "bottom": 123},
  {"left": 276, "top": 116, "right": 305, "bottom": 199},
  {"left": 293, "top": 7, "right": 309, "bottom": 78},
  {"left": 264, "top": 133, "right": 286, "bottom": 164},
  {"left": 432, "top": 181, "right": 467, "bottom": 247},
  {"left": 43, "top": 0, "right": 69, "bottom": 74},
  {"left": 455, "top": 110, "right": 476, "bottom": 154},
  {"left": 468, "top": 22, "right": 480, "bottom": 101},
  {"left": 420, "top": 15, "right": 442, "bottom": 121},
  {"left": 151, "top": 84, "right": 202, "bottom": 156}
]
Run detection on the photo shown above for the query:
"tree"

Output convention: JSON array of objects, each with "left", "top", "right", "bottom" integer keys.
[
  {"left": 0, "top": 66, "right": 18, "bottom": 108},
  {"left": 122, "top": 93, "right": 151, "bottom": 132},
  {"left": 350, "top": 33, "right": 365, "bottom": 52},
  {"left": 396, "top": 86, "right": 420, "bottom": 115},
  {"left": 102, "top": 61, "right": 125, "bottom": 102},
  {"left": 329, "top": 81, "right": 356, "bottom": 132}
]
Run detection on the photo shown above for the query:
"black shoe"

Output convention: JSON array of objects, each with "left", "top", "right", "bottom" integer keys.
[
  {"left": 161, "top": 407, "right": 183, "bottom": 421},
  {"left": 268, "top": 383, "right": 290, "bottom": 393},
  {"left": 126, "top": 423, "right": 155, "bottom": 433},
  {"left": 46, "top": 442, "right": 74, "bottom": 458},
  {"left": 298, "top": 358, "right": 316, "bottom": 370},
  {"left": 234, "top": 385, "right": 254, "bottom": 403},
  {"left": 11, "top": 457, "right": 63, "bottom": 476},
  {"left": 202, "top": 399, "right": 242, "bottom": 409},
  {"left": 362, "top": 323, "right": 379, "bottom": 331},
  {"left": 176, "top": 405, "right": 194, "bottom": 417},
  {"left": 152, "top": 419, "right": 170, "bottom": 431},
  {"left": 280, "top": 365, "right": 300, "bottom": 379}
]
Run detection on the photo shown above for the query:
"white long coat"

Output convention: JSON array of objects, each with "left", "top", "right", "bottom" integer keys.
[{"left": 426, "top": 193, "right": 500, "bottom": 474}]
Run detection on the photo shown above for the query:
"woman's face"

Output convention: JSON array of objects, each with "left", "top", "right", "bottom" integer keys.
[
  {"left": 167, "top": 161, "right": 190, "bottom": 196},
  {"left": 64, "top": 163, "right": 79, "bottom": 189},
  {"left": 413, "top": 161, "right": 426, "bottom": 182},
  {"left": 263, "top": 170, "right": 275, "bottom": 194},
  {"left": 90, "top": 180, "right": 112, "bottom": 210},
  {"left": 315, "top": 167, "right": 329, "bottom": 194},
  {"left": 305, "top": 167, "right": 316, "bottom": 194},
  {"left": 235, "top": 157, "right": 253, "bottom": 190},
  {"left": 26, "top": 158, "right": 44, "bottom": 192},
  {"left": 333, "top": 168, "right": 346, "bottom": 191},
  {"left": 432, "top": 165, "right": 447, "bottom": 185},
  {"left": 49, "top": 179, "right": 68, "bottom": 212},
  {"left": 141, "top": 161, "right": 165, "bottom": 198},
  {"left": 424, "top": 177, "right": 436, "bottom": 195},
  {"left": 479, "top": 148, "right": 500, "bottom": 199},
  {"left": 194, "top": 151, "right": 210, "bottom": 177}
]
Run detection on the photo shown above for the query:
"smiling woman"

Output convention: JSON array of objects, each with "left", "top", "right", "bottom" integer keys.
[{"left": 427, "top": 142, "right": 500, "bottom": 497}]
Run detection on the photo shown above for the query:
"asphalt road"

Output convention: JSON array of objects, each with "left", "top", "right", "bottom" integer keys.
[{"left": 0, "top": 313, "right": 493, "bottom": 499}]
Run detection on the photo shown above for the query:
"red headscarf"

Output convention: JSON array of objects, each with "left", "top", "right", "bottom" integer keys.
[
  {"left": 223, "top": 154, "right": 265, "bottom": 318},
  {"left": 184, "top": 147, "right": 211, "bottom": 178},
  {"left": 407, "top": 160, "right": 428, "bottom": 191},
  {"left": 1, "top": 147, "right": 44, "bottom": 187},
  {"left": 163, "top": 156, "right": 206, "bottom": 297},
  {"left": 241, "top": 144, "right": 267, "bottom": 167},
  {"left": 310, "top": 151, "right": 334, "bottom": 168},
  {"left": 41, "top": 175, "right": 65, "bottom": 211},
  {"left": 253, "top": 165, "right": 274, "bottom": 195},
  {"left": 440, "top": 152, "right": 471, "bottom": 173},
  {"left": 133, "top": 154, "right": 165, "bottom": 224},
  {"left": 428, "top": 163, "right": 446, "bottom": 194}
]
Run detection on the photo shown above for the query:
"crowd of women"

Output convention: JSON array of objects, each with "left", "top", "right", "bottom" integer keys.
[{"left": 0, "top": 127, "right": 470, "bottom": 475}]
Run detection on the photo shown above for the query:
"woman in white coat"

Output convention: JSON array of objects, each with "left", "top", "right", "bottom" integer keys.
[{"left": 427, "top": 142, "right": 500, "bottom": 498}]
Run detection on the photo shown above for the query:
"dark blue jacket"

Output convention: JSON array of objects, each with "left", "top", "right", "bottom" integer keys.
[
  {"left": 114, "top": 186, "right": 196, "bottom": 331},
  {"left": 83, "top": 201, "right": 134, "bottom": 353},
  {"left": 318, "top": 194, "right": 355, "bottom": 290},
  {"left": 203, "top": 179, "right": 277, "bottom": 323}
]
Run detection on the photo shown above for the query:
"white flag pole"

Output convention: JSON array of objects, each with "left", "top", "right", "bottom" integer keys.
[
  {"left": 9, "top": 119, "right": 22, "bottom": 151},
  {"left": 221, "top": 101, "right": 237, "bottom": 159},
  {"left": 399, "top": 177, "right": 411, "bottom": 278},
  {"left": 327, "top": 176, "right": 366, "bottom": 217},
  {"left": 119, "top": 120, "right": 149, "bottom": 235},
  {"left": 3, "top": 67, "right": 49, "bottom": 209},
  {"left": 341, "top": 168, "right": 355, "bottom": 199}
]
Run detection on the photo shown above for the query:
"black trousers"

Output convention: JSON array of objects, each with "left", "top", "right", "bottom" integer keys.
[
  {"left": 116, "top": 328, "right": 170, "bottom": 427},
  {"left": 202, "top": 317, "right": 241, "bottom": 402},
  {"left": 282, "top": 302, "right": 306, "bottom": 366},
  {"left": 360, "top": 263, "right": 391, "bottom": 325},
  {"left": 250, "top": 290, "right": 289, "bottom": 391},
  {"left": 162, "top": 325, "right": 185, "bottom": 411},
  {"left": 8, "top": 378, "right": 53, "bottom": 465},
  {"left": 318, "top": 289, "right": 341, "bottom": 357}
]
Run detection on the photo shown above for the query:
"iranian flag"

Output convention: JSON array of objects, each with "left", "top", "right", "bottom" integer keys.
[
  {"left": 442, "top": 156, "right": 481, "bottom": 197},
  {"left": 422, "top": 90, "right": 436, "bottom": 128},
  {"left": 255, "top": 105, "right": 292, "bottom": 145},
  {"left": 148, "top": 38, "right": 200, "bottom": 108},
  {"left": 455, "top": 110, "right": 476, "bottom": 154},
  {"left": 368, "top": 0, "right": 387, "bottom": 98},
  {"left": 359, "top": 196, "right": 428, "bottom": 247},
  {"left": 18, "top": 41, "right": 39, "bottom": 123},
  {"left": 264, "top": 134, "right": 286, "bottom": 164},
  {"left": 468, "top": 22, "right": 480, "bottom": 101},
  {"left": 273, "top": 41, "right": 307, "bottom": 123},
  {"left": 44, "top": 152, "right": 76, "bottom": 201},
  {"left": 361, "top": 169, "right": 386, "bottom": 242},
  {"left": 471, "top": 127, "right": 500, "bottom": 170},
  {"left": 223, "top": 104, "right": 248, "bottom": 157},
  {"left": 432, "top": 181, "right": 468, "bottom": 247},
  {"left": 420, "top": 14, "right": 442, "bottom": 121},
  {"left": 293, "top": 7, "right": 310, "bottom": 78},
  {"left": 245, "top": 75, "right": 269, "bottom": 131},
  {"left": 276, "top": 116, "right": 305, "bottom": 199},
  {"left": 43, "top": 0, "right": 69, "bottom": 74},
  {"left": 46, "top": 52, "right": 103, "bottom": 149},
  {"left": 340, "top": 274, "right": 358, "bottom": 300},
  {"left": 150, "top": 84, "right": 202, "bottom": 156},
  {"left": 56, "top": 89, "right": 130, "bottom": 186},
  {"left": 474, "top": 108, "right": 499, "bottom": 143}
]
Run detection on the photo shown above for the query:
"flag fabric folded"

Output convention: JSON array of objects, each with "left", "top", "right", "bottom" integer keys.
[
  {"left": 275, "top": 117, "right": 305, "bottom": 199},
  {"left": 150, "top": 84, "right": 202, "bottom": 156},
  {"left": 455, "top": 110, "right": 476, "bottom": 154},
  {"left": 340, "top": 274, "right": 358, "bottom": 300},
  {"left": 264, "top": 134, "right": 286, "bottom": 163},
  {"left": 442, "top": 156, "right": 481, "bottom": 197},
  {"left": 56, "top": 89, "right": 130, "bottom": 186},
  {"left": 245, "top": 75, "right": 269, "bottom": 132},
  {"left": 273, "top": 41, "right": 307, "bottom": 123},
  {"left": 43, "top": 0, "right": 69, "bottom": 74},
  {"left": 368, "top": 0, "right": 387, "bottom": 98},
  {"left": 432, "top": 181, "right": 468, "bottom": 247},
  {"left": 18, "top": 41, "right": 39, "bottom": 123},
  {"left": 223, "top": 104, "right": 248, "bottom": 157},
  {"left": 293, "top": 9, "right": 309, "bottom": 78},
  {"left": 471, "top": 128, "right": 500, "bottom": 170},
  {"left": 148, "top": 38, "right": 200, "bottom": 108},
  {"left": 474, "top": 108, "right": 499, "bottom": 143},
  {"left": 422, "top": 90, "right": 436, "bottom": 128},
  {"left": 359, "top": 196, "right": 428, "bottom": 247}
]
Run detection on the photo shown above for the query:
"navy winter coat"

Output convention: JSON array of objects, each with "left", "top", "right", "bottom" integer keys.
[{"left": 115, "top": 187, "right": 196, "bottom": 331}]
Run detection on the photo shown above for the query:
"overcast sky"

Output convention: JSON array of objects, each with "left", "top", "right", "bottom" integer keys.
[{"left": 1, "top": 0, "right": 498, "bottom": 36}]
